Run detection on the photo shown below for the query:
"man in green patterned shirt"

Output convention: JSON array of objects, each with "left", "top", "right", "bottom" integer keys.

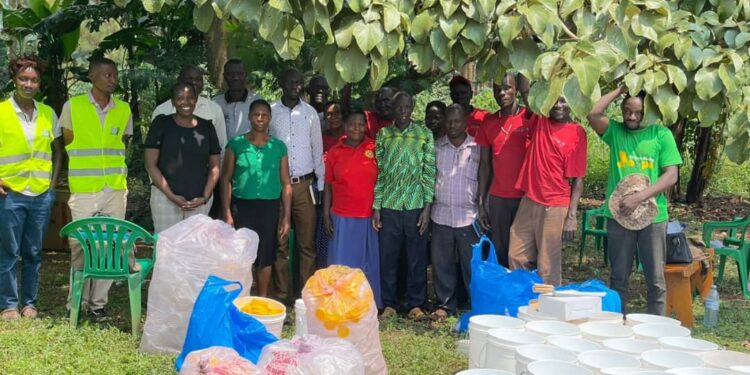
[{"left": 372, "top": 91, "right": 436, "bottom": 320}]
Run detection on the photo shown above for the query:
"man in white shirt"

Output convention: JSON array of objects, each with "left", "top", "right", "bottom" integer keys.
[
  {"left": 212, "top": 59, "right": 261, "bottom": 141},
  {"left": 269, "top": 68, "right": 324, "bottom": 302}
]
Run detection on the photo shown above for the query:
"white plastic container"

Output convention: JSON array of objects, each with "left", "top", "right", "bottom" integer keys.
[
  {"left": 527, "top": 360, "right": 594, "bottom": 375},
  {"left": 602, "top": 338, "right": 660, "bottom": 358},
  {"left": 667, "top": 368, "right": 733, "bottom": 375},
  {"left": 518, "top": 306, "right": 562, "bottom": 322},
  {"left": 601, "top": 368, "right": 655, "bottom": 374},
  {"left": 657, "top": 336, "right": 719, "bottom": 353},
  {"left": 484, "top": 328, "right": 545, "bottom": 372},
  {"left": 578, "top": 350, "right": 641, "bottom": 374},
  {"left": 586, "top": 311, "right": 625, "bottom": 325},
  {"left": 233, "top": 296, "right": 286, "bottom": 338},
  {"left": 525, "top": 320, "right": 581, "bottom": 337},
  {"left": 640, "top": 349, "right": 703, "bottom": 370},
  {"left": 579, "top": 321, "right": 634, "bottom": 342},
  {"left": 469, "top": 315, "right": 525, "bottom": 368},
  {"left": 546, "top": 335, "right": 603, "bottom": 353},
  {"left": 625, "top": 314, "right": 681, "bottom": 327},
  {"left": 730, "top": 366, "right": 750, "bottom": 374},
  {"left": 456, "top": 369, "right": 514, "bottom": 375},
  {"left": 294, "top": 298, "right": 307, "bottom": 336},
  {"left": 700, "top": 350, "right": 750, "bottom": 369},
  {"left": 632, "top": 323, "right": 690, "bottom": 342},
  {"left": 538, "top": 295, "right": 602, "bottom": 321},
  {"left": 515, "top": 344, "right": 577, "bottom": 374}
]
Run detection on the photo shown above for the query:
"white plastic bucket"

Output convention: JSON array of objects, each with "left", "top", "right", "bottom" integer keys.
[
  {"left": 527, "top": 360, "right": 594, "bottom": 375},
  {"left": 518, "top": 306, "right": 561, "bottom": 322},
  {"left": 667, "top": 368, "right": 733, "bottom": 375},
  {"left": 546, "top": 335, "right": 602, "bottom": 353},
  {"left": 586, "top": 311, "right": 624, "bottom": 325},
  {"left": 484, "top": 328, "right": 545, "bottom": 372},
  {"left": 233, "top": 296, "right": 286, "bottom": 338},
  {"left": 657, "top": 336, "right": 718, "bottom": 352},
  {"left": 525, "top": 320, "right": 581, "bottom": 337},
  {"left": 625, "top": 314, "right": 681, "bottom": 327},
  {"left": 730, "top": 366, "right": 750, "bottom": 374},
  {"left": 294, "top": 298, "right": 307, "bottom": 336},
  {"left": 515, "top": 344, "right": 577, "bottom": 374},
  {"left": 456, "top": 370, "right": 514, "bottom": 375},
  {"left": 632, "top": 323, "right": 690, "bottom": 342},
  {"left": 602, "top": 338, "right": 660, "bottom": 358},
  {"left": 640, "top": 349, "right": 703, "bottom": 370},
  {"left": 700, "top": 350, "right": 750, "bottom": 369},
  {"left": 578, "top": 350, "right": 641, "bottom": 374},
  {"left": 579, "top": 322, "right": 634, "bottom": 342},
  {"left": 469, "top": 315, "right": 525, "bottom": 368},
  {"left": 601, "top": 368, "right": 656, "bottom": 374}
]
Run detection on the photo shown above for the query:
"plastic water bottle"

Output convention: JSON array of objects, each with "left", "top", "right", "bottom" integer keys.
[{"left": 703, "top": 285, "right": 720, "bottom": 328}]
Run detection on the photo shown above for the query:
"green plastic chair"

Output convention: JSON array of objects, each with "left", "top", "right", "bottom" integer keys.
[
  {"left": 578, "top": 207, "right": 609, "bottom": 266},
  {"left": 702, "top": 215, "right": 750, "bottom": 298},
  {"left": 60, "top": 217, "right": 157, "bottom": 333}
]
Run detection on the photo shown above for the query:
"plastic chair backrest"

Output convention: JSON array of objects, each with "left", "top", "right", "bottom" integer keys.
[
  {"left": 60, "top": 217, "right": 155, "bottom": 277},
  {"left": 585, "top": 206, "right": 607, "bottom": 229}
]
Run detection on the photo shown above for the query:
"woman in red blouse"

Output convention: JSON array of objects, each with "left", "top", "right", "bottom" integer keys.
[{"left": 322, "top": 110, "right": 381, "bottom": 308}]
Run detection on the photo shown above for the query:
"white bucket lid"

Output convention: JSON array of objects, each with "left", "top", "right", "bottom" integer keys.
[
  {"left": 578, "top": 350, "right": 641, "bottom": 369},
  {"left": 518, "top": 306, "right": 561, "bottom": 321},
  {"left": 699, "top": 350, "right": 750, "bottom": 369},
  {"left": 641, "top": 349, "right": 703, "bottom": 370},
  {"left": 667, "top": 368, "right": 733, "bottom": 375},
  {"left": 587, "top": 311, "right": 624, "bottom": 322},
  {"left": 470, "top": 314, "right": 525, "bottom": 331},
  {"left": 625, "top": 313, "right": 681, "bottom": 326},
  {"left": 516, "top": 344, "right": 577, "bottom": 363},
  {"left": 295, "top": 298, "right": 305, "bottom": 309},
  {"left": 632, "top": 323, "right": 690, "bottom": 341},
  {"left": 546, "top": 335, "right": 602, "bottom": 353},
  {"left": 579, "top": 321, "right": 634, "bottom": 340},
  {"left": 526, "top": 320, "right": 581, "bottom": 337},
  {"left": 657, "top": 336, "right": 719, "bottom": 352},
  {"left": 487, "top": 328, "right": 545, "bottom": 347},
  {"left": 527, "top": 360, "right": 593, "bottom": 375},
  {"left": 731, "top": 366, "right": 750, "bottom": 374},
  {"left": 602, "top": 338, "right": 660, "bottom": 355},
  {"left": 456, "top": 369, "right": 515, "bottom": 375},
  {"left": 601, "top": 368, "right": 659, "bottom": 375}
]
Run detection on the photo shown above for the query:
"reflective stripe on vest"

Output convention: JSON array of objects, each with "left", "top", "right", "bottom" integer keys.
[
  {"left": 65, "top": 94, "right": 131, "bottom": 193},
  {"left": 0, "top": 99, "right": 55, "bottom": 194}
]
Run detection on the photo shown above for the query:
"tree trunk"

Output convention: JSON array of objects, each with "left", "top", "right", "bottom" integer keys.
[
  {"left": 669, "top": 117, "right": 687, "bottom": 200},
  {"left": 686, "top": 123, "right": 723, "bottom": 204},
  {"left": 205, "top": 16, "right": 227, "bottom": 89}
]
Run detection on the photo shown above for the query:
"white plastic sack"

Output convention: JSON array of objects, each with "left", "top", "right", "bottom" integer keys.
[
  {"left": 140, "top": 215, "right": 258, "bottom": 354},
  {"left": 257, "top": 335, "right": 364, "bottom": 375},
  {"left": 179, "top": 346, "right": 259, "bottom": 375}
]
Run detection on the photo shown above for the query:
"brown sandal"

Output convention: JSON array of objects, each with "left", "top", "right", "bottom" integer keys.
[
  {"left": 20, "top": 306, "right": 38, "bottom": 319},
  {"left": 1, "top": 308, "right": 20, "bottom": 321},
  {"left": 408, "top": 307, "right": 427, "bottom": 321},
  {"left": 431, "top": 308, "right": 448, "bottom": 321}
]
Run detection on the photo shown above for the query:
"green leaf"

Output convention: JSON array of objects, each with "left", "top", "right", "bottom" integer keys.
[
  {"left": 591, "top": 0, "right": 614, "bottom": 14},
  {"left": 461, "top": 0, "right": 478, "bottom": 20},
  {"left": 315, "top": 3, "right": 334, "bottom": 44},
  {"left": 655, "top": 32, "right": 677, "bottom": 53},
  {"left": 269, "top": 0, "right": 292, "bottom": 13},
  {"left": 334, "top": 15, "right": 358, "bottom": 48},
  {"left": 383, "top": 4, "right": 401, "bottom": 32},
  {"left": 642, "top": 95, "right": 661, "bottom": 126},
  {"left": 193, "top": 2, "right": 215, "bottom": 33},
  {"left": 460, "top": 20, "right": 487, "bottom": 47},
  {"left": 269, "top": 15, "right": 305, "bottom": 60},
  {"left": 430, "top": 28, "right": 452, "bottom": 62},
  {"left": 336, "top": 47, "right": 370, "bottom": 82},
  {"left": 353, "top": 20, "right": 384, "bottom": 54},
  {"left": 476, "top": 0, "right": 497, "bottom": 20},
  {"left": 563, "top": 76, "right": 594, "bottom": 120},
  {"left": 736, "top": 32, "right": 750, "bottom": 47},
  {"left": 718, "top": 0, "right": 738, "bottom": 21},
  {"left": 438, "top": 12, "right": 466, "bottom": 40},
  {"left": 528, "top": 80, "right": 549, "bottom": 114},
  {"left": 229, "top": 0, "right": 262, "bottom": 27},
  {"left": 665, "top": 65, "right": 687, "bottom": 93},
  {"left": 347, "top": 0, "right": 372, "bottom": 13},
  {"left": 701, "top": 48, "right": 722, "bottom": 67},
  {"left": 653, "top": 85, "right": 680, "bottom": 125},
  {"left": 143, "top": 0, "right": 165, "bottom": 13},
  {"left": 539, "top": 77, "right": 566, "bottom": 116},
  {"left": 673, "top": 35, "right": 692, "bottom": 59},
  {"left": 496, "top": 15, "right": 523, "bottom": 48},
  {"left": 560, "top": 0, "right": 584, "bottom": 17},
  {"left": 718, "top": 63, "right": 738, "bottom": 93},
  {"left": 534, "top": 52, "right": 560, "bottom": 80},
  {"left": 314, "top": 44, "right": 346, "bottom": 90},
  {"left": 631, "top": 10, "right": 661, "bottom": 41},
  {"left": 723, "top": 29, "right": 738, "bottom": 49},
  {"left": 624, "top": 72, "right": 643, "bottom": 94},
  {"left": 694, "top": 67, "right": 723, "bottom": 100},
  {"left": 376, "top": 31, "right": 402, "bottom": 59},
  {"left": 452, "top": 43, "right": 469, "bottom": 67},
  {"left": 509, "top": 38, "right": 541, "bottom": 79},
  {"left": 412, "top": 10, "right": 436, "bottom": 44},
  {"left": 332, "top": 0, "right": 344, "bottom": 13},
  {"left": 440, "top": 0, "right": 460, "bottom": 18},
  {"left": 693, "top": 97, "right": 723, "bottom": 126},
  {"left": 522, "top": 4, "right": 560, "bottom": 43},
  {"left": 61, "top": 28, "right": 80, "bottom": 59},
  {"left": 725, "top": 131, "right": 750, "bottom": 164},
  {"left": 568, "top": 55, "right": 602, "bottom": 96},
  {"left": 369, "top": 52, "right": 389, "bottom": 89},
  {"left": 682, "top": 46, "right": 703, "bottom": 71},
  {"left": 634, "top": 54, "right": 653, "bottom": 73},
  {"left": 259, "top": 5, "right": 284, "bottom": 40},
  {"left": 606, "top": 25, "right": 632, "bottom": 59},
  {"left": 408, "top": 43, "right": 435, "bottom": 73}
]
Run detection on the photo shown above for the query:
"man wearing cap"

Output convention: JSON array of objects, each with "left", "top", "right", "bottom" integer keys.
[
  {"left": 449, "top": 75, "right": 489, "bottom": 137},
  {"left": 587, "top": 87, "right": 682, "bottom": 315},
  {"left": 508, "top": 82, "right": 587, "bottom": 286},
  {"left": 365, "top": 86, "right": 395, "bottom": 139},
  {"left": 477, "top": 72, "right": 529, "bottom": 267}
]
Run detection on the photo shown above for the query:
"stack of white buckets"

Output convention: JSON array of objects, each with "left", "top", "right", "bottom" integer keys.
[{"left": 459, "top": 308, "right": 750, "bottom": 375}]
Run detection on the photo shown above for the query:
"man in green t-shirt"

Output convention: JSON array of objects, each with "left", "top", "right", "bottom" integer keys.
[{"left": 587, "top": 87, "right": 683, "bottom": 315}]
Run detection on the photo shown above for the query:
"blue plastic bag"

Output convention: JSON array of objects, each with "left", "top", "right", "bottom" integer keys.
[
  {"left": 458, "top": 235, "right": 542, "bottom": 331},
  {"left": 556, "top": 279, "right": 622, "bottom": 313},
  {"left": 175, "top": 275, "right": 278, "bottom": 371}
]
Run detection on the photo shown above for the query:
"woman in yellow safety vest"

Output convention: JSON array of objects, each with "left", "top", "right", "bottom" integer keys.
[{"left": 0, "top": 55, "right": 63, "bottom": 320}]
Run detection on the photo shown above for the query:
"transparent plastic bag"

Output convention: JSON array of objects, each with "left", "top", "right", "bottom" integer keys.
[
  {"left": 256, "top": 335, "right": 364, "bottom": 375},
  {"left": 140, "top": 215, "right": 259, "bottom": 354},
  {"left": 302, "top": 266, "right": 387, "bottom": 375},
  {"left": 179, "top": 346, "right": 259, "bottom": 375}
]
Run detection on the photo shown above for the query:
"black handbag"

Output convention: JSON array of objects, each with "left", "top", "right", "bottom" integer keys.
[{"left": 666, "top": 232, "right": 693, "bottom": 264}]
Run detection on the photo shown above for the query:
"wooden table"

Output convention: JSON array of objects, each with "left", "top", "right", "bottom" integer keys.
[{"left": 664, "top": 249, "right": 714, "bottom": 327}]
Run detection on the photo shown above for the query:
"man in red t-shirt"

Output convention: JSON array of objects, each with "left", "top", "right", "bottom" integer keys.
[
  {"left": 476, "top": 73, "right": 529, "bottom": 267},
  {"left": 508, "top": 82, "right": 587, "bottom": 286},
  {"left": 365, "top": 86, "right": 395, "bottom": 138},
  {"left": 449, "top": 75, "right": 489, "bottom": 137}
]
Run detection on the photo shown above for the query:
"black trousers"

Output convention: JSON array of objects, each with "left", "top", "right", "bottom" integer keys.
[
  {"left": 379, "top": 208, "right": 428, "bottom": 310},
  {"left": 430, "top": 222, "right": 477, "bottom": 313}
]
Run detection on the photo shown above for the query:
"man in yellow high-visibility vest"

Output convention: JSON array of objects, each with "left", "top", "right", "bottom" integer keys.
[
  {"left": 61, "top": 57, "right": 133, "bottom": 322},
  {"left": 0, "top": 56, "right": 63, "bottom": 320}
]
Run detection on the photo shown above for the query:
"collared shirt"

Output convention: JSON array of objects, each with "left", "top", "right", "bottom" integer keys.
[
  {"left": 325, "top": 137, "right": 378, "bottom": 217},
  {"left": 373, "top": 122, "right": 436, "bottom": 211},
  {"left": 212, "top": 90, "right": 262, "bottom": 140},
  {"left": 152, "top": 96, "right": 227, "bottom": 150},
  {"left": 9, "top": 97, "right": 61, "bottom": 197},
  {"left": 269, "top": 99, "right": 325, "bottom": 190},
  {"left": 59, "top": 91, "right": 133, "bottom": 135},
  {"left": 365, "top": 110, "right": 394, "bottom": 139},
  {"left": 431, "top": 135, "right": 480, "bottom": 227}
]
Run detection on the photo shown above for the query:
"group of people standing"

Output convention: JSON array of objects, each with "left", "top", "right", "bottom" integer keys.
[{"left": 0, "top": 53, "right": 681, "bottom": 322}]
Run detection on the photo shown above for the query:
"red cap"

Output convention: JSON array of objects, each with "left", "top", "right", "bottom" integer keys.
[{"left": 449, "top": 75, "right": 471, "bottom": 88}]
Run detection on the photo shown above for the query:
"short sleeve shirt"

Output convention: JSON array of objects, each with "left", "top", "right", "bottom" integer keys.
[
  {"left": 59, "top": 92, "right": 133, "bottom": 135},
  {"left": 228, "top": 135, "right": 288, "bottom": 200},
  {"left": 602, "top": 120, "right": 683, "bottom": 223},
  {"left": 475, "top": 107, "right": 529, "bottom": 198},
  {"left": 365, "top": 110, "right": 394, "bottom": 139},
  {"left": 144, "top": 115, "right": 221, "bottom": 200},
  {"left": 515, "top": 114, "right": 588, "bottom": 207},
  {"left": 465, "top": 108, "right": 490, "bottom": 137},
  {"left": 325, "top": 138, "right": 378, "bottom": 217}
]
